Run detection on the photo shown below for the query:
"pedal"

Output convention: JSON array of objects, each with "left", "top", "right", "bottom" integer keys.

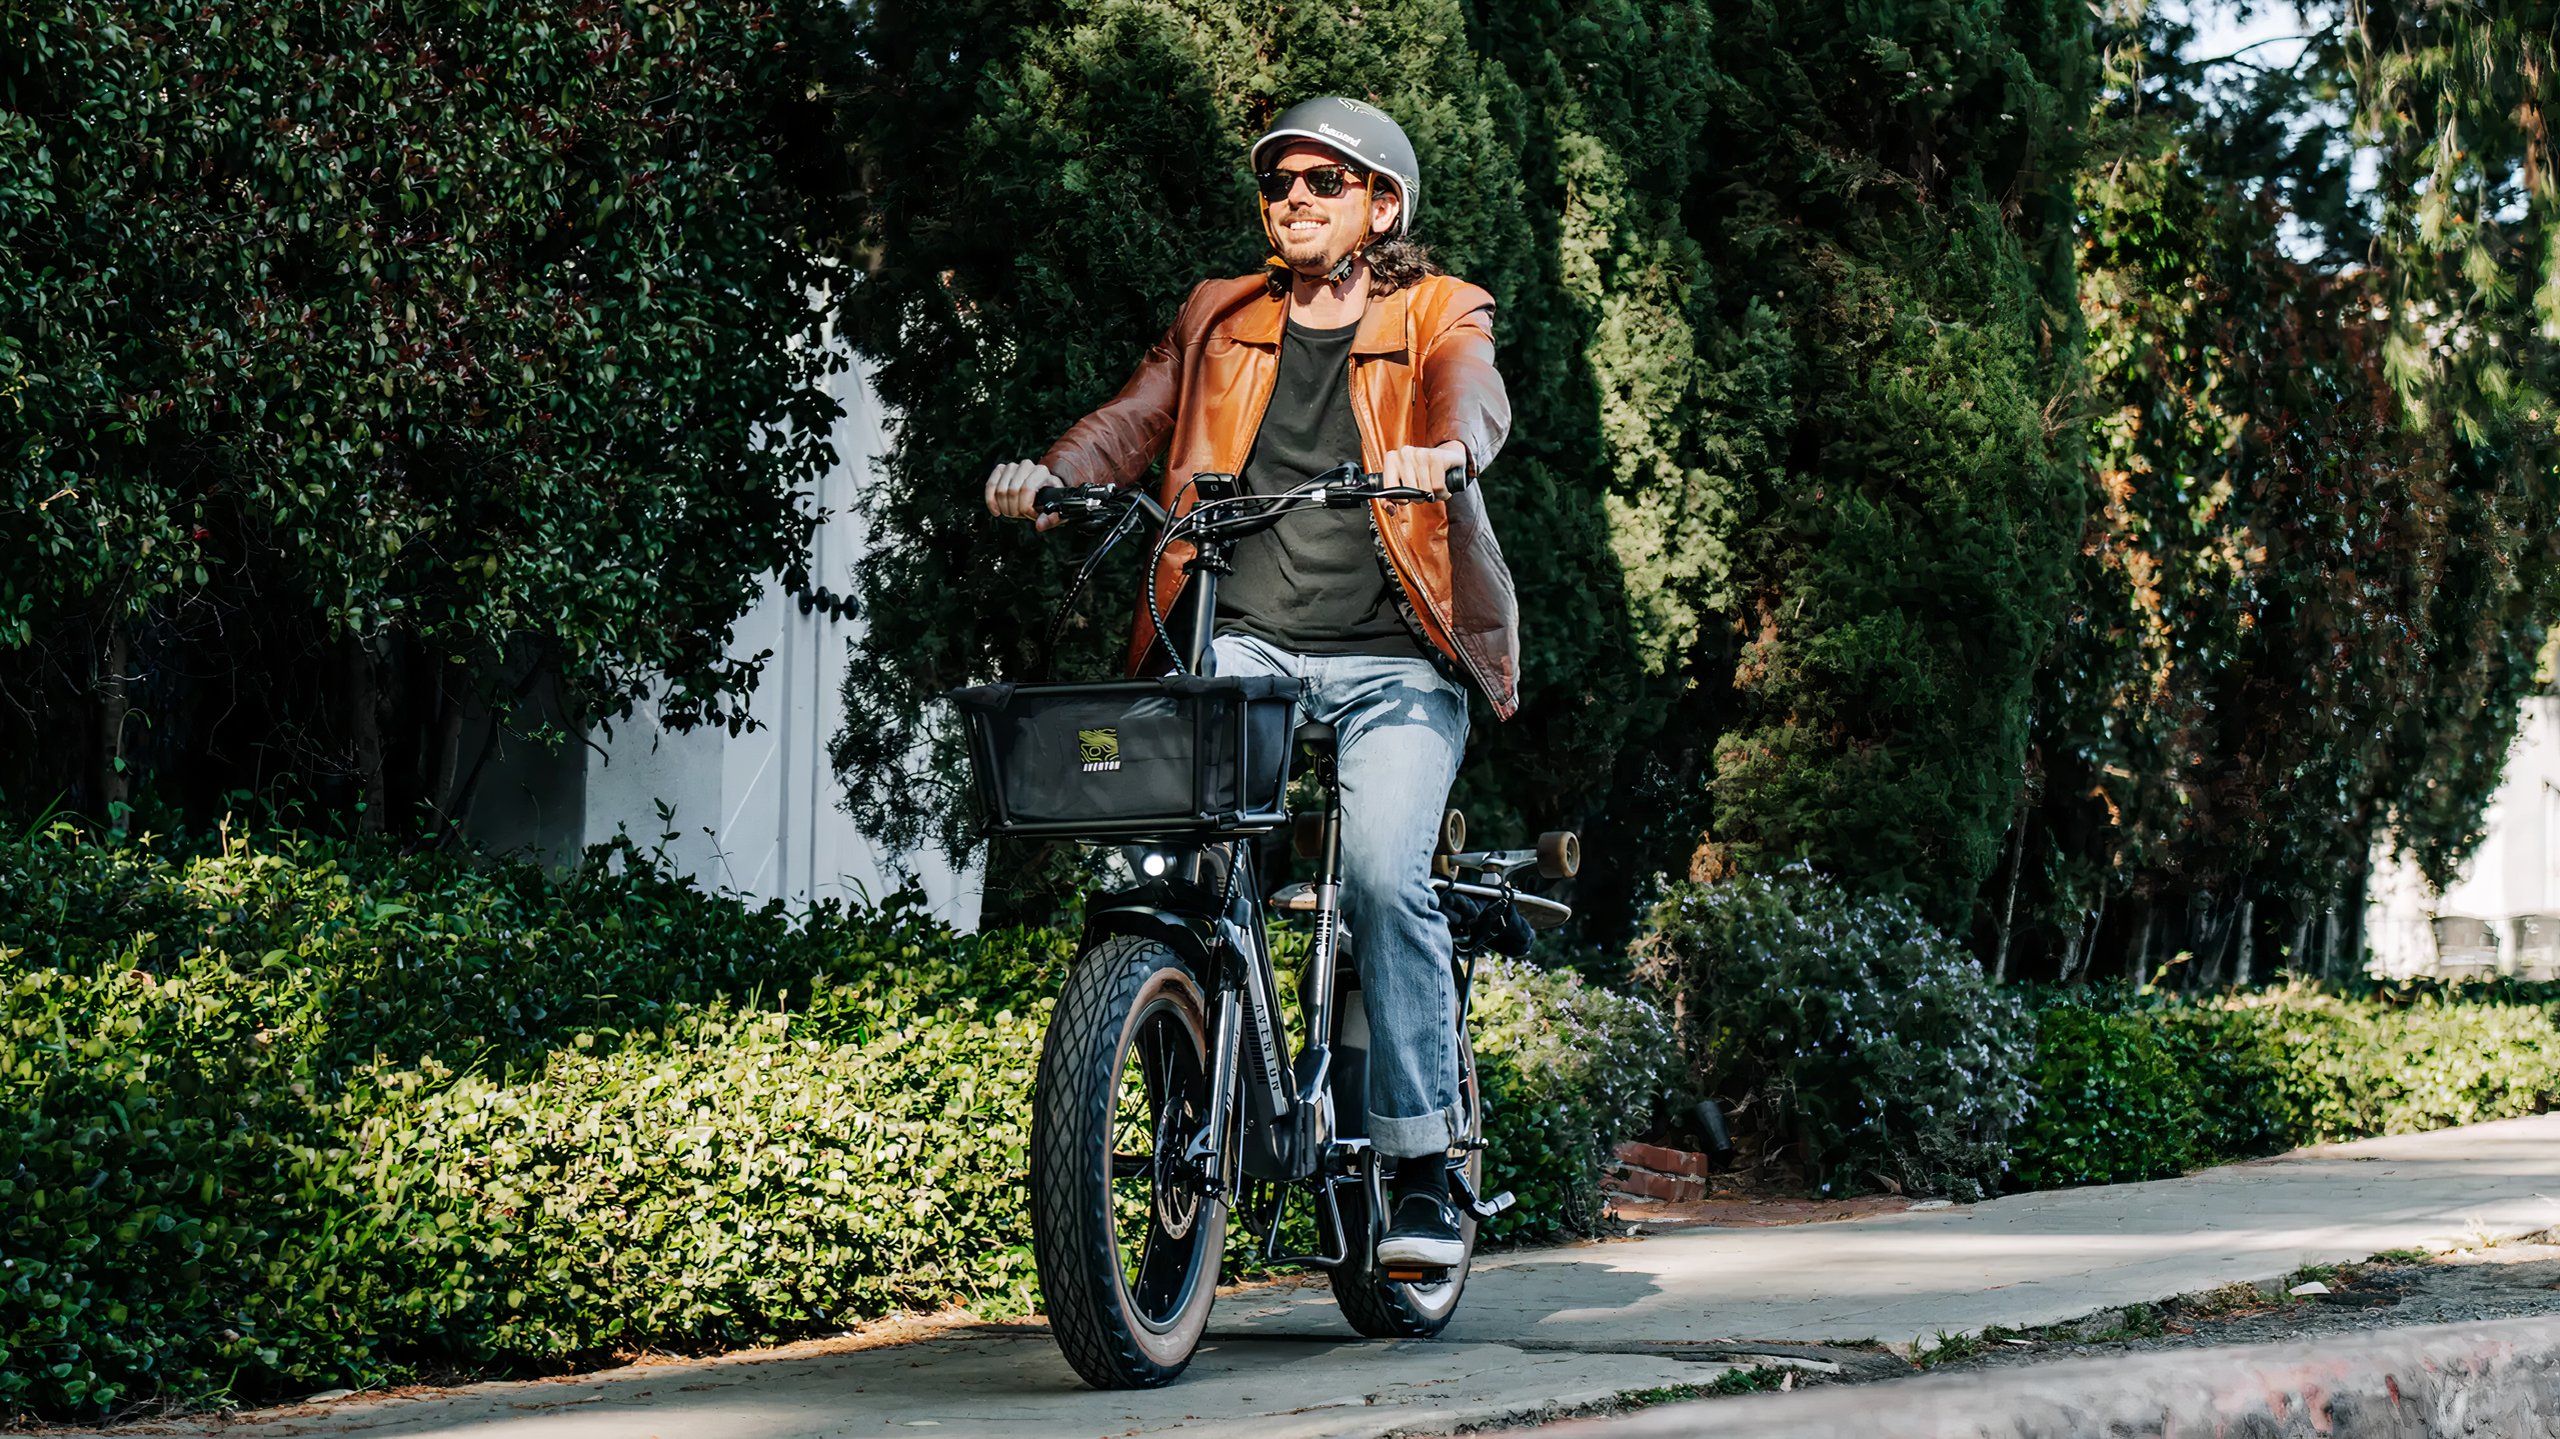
[{"left": 1448, "top": 1168, "right": 1515, "bottom": 1224}]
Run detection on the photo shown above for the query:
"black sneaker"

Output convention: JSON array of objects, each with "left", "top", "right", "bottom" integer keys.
[{"left": 1377, "top": 1188, "right": 1466, "bottom": 1268}]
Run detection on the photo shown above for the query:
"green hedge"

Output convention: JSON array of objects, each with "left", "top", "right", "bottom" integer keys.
[
  {"left": 1640, "top": 871, "right": 2560, "bottom": 1201},
  {"left": 2009, "top": 1004, "right": 2206, "bottom": 1190},
  {"left": 2015, "top": 983, "right": 2560, "bottom": 1187},
  {"left": 0, "top": 827, "right": 1663, "bottom": 1419}
]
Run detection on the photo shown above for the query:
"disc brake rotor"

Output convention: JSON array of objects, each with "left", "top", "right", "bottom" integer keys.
[{"left": 1151, "top": 1096, "right": 1203, "bottom": 1238}]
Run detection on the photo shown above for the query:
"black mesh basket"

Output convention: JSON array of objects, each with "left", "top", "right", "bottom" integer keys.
[{"left": 948, "top": 674, "right": 1303, "bottom": 839}]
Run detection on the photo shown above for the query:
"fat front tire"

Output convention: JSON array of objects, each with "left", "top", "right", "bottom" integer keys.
[
  {"left": 1329, "top": 1032, "right": 1483, "bottom": 1339},
  {"left": 1031, "top": 934, "right": 1225, "bottom": 1388}
]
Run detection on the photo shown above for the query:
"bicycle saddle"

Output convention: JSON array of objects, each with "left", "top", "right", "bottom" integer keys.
[{"left": 1293, "top": 718, "right": 1338, "bottom": 758}]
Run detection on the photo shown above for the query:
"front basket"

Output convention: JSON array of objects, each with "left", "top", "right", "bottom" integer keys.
[{"left": 947, "top": 674, "right": 1303, "bottom": 840}]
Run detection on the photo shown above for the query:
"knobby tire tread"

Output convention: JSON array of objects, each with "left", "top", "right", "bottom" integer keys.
[{"left": 1031, "top": 934, "right": 1217, "bottom": 1389}]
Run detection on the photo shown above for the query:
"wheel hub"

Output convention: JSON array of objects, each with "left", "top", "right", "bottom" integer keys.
[{"left": 1152, "top": 1102, "right": 1204, "bottom": 1238}]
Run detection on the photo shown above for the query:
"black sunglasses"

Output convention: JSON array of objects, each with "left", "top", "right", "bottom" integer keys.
[{"left": 1256, "top": 164, "right": 1370, "bottom": 203}]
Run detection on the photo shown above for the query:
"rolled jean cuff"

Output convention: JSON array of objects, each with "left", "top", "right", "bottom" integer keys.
[{"left": 1368, "top": 1101, "right": 1466, "bottom": 1160}]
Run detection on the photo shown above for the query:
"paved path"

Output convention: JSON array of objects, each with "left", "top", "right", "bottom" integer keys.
[{"left": 161, "top": 1114, "right": 2560, "bottom": 1439}]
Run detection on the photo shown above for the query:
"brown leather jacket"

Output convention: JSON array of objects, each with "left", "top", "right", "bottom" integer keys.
[{"left": 1039, "top": 272, "right": 1521, "bottom": 719}]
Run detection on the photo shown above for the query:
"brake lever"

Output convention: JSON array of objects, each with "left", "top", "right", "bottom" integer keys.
[{"left": 1327, "top": 465, "right": 1471, "bottom": 505}]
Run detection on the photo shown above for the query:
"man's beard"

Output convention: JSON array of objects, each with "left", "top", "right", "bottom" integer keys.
[{"left": 1274, "top": 212, "right": 1358, "bottom": 275}]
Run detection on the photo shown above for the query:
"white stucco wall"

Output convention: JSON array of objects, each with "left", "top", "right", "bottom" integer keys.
[
  {"left": 469, "top": 349, "right": 983, "bottom": 927},
  {"left": 2365, "top": 696, "right": 2560, "bottom": 978}
]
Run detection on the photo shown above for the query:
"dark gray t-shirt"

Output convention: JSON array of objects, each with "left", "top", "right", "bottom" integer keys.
[{"left": 1214, "top": 316, "right": 1425, "bottom": 659}]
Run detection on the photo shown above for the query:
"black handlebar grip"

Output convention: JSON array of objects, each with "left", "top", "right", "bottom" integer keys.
[
  {"left": 1034, "top": 484, "right": 1114, "bottom": 514},
  {"left": 1349, "top": 466, "right": 1472, "bottom": 498}
]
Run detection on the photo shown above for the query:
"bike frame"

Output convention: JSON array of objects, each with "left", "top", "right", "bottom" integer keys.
[
  {"left": 1054, "top": 468, "right": 1511, "bottom": 1277},
  {"left": 1066, "top": 473, "right": 1367, "bottom": 1268}
]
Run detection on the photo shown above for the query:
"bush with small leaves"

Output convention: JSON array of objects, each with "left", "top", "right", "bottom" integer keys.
[
  {"left": 0, "top": 823, "right": 1649, "bottom": 1419},
  {"left": 1472, "top": 953, "right": 1676, "bottom": 1241},
  {"left": 2008, "top": 1002, "right": 2205, "bottom": 1189},
  {"left": 1641, "top": 868, "right": 2032, "bottom": 1202}
]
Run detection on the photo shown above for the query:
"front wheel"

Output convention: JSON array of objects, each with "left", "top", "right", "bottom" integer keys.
[{"left": 1030, "top": 934, "right": 1225, "bottom": 1388}]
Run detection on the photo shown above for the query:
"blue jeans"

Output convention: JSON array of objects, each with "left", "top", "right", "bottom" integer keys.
[{"left": 1211, "top": 633, "right": 1470, "bottom": 1159}]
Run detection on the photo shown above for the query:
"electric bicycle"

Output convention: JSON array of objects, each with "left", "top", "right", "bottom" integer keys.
[{"left": 949, "top": 466, "right": 1578, "bottom": 1389}]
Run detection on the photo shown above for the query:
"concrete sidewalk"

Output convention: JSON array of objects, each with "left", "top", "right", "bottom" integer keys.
[
  {"left": 158, "top": 1114, "right": 2560, "bottom": 1439},
  {"left": 1556, "top": 1316, "right": 2560, "bottom": 1438}
]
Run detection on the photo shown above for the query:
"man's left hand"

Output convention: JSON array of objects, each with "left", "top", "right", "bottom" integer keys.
[{"left": 1379, "top": 442, "right": 1470, "bottom": 500}]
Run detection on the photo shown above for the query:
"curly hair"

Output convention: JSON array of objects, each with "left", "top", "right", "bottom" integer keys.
[{"left": 1263, "top": 234, "right": 1444, "bottom": 298}]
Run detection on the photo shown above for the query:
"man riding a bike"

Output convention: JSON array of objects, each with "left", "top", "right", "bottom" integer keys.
[{"left": 985, "top": 95, "right": 1519, "bottom": 1272}]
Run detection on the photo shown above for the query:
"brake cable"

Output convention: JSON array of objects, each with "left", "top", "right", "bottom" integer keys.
[
  {"left": 1038, "top": 494, "right": 1148, "bottom": 682},
  {"left": 1142, "top": 479, "right": 1348, "bottom": 676}
]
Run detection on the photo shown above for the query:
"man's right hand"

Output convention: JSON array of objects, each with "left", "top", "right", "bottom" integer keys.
[{"left": 986, "top": 460, "right": 1065, "bottom": 532}]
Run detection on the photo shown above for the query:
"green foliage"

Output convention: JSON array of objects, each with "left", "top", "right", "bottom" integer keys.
[
  {"left": 2009, "top": 1003, "right": 2203, "bottom": 1189},
  {"left": 1693, "top": 0, "right": 2093, "bottom": 925},
  {"left": 834, "top": 0, "right": 2095, "bottom": 933},
  {"left": 0, "top": 0, "right": 857, "bottom": 829},
  {"left": 0, "top": 823, "right": 1055, "bottom": 1416},
  {"left": 1472, "top": 952, "right": 1675, "bottom": 1241},
  {"left": 0, "top": 825, "right": 1644, "bottom": 1418},
  {"left": 1641, "top": 869, "right": 2032, "bottom": 1202},
  {"left": 353, "top": 982, "right": 1054, "bottom": 1363},
  {"left": 2167, "top": 983, "right": 2560, "bottom": 1146},
  {"left": 2010, "top": 982, "right": 2560, "bottom": 1189},
  {"left": 2012, "top": 5, "right": 2560, "bottom": 985},
  {"left": 1640, "top": 858, "right": 2560, "bottom": 1196},
  {"left": 2353, "top": 0, "right": 2560, "bottom": 442}
]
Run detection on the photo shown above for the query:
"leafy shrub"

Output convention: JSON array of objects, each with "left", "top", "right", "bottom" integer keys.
[
  {"left": 0, "top": 824, "right": 1652, "bottom": 1418},
  {"left": 0, "top": 825, "right": 1067, "bottom": 1416},
  {"left": 1472, "top": 954, "right": 1676, "bottom": 1241},
  {"left": 2011, "top": 982, "right": 2560, "bottom": 1189},
  {"left": 350, "top": 978, "right": 1056, "bottom": 1364},
  {"left": 2008, "top": 1003, "right": 2204, "bottom": 1189},
  {"left": 1640, "top": 869, "right": 2031, "bottom": 1202},
  {"left": 0, "top": 957, "right": 358, "bottom": 1412},
  {"left": 2163, "top": 983, "right": 2560, "bottom": 1149}
]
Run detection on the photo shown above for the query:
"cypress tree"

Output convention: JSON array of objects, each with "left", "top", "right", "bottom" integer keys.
[
  {"left": 2010, "top": 4, "right": 2560, "bottom": 984},
  {"left": 1680, "top": 0, "right": 2094, "bottom": 924},
  {"left": 836, "top": 0, "right": 2097, "bottom": 932}
]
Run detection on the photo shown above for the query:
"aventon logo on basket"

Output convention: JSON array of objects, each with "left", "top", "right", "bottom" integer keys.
[{"left": 1078, "top": 728, "right": 1121, "bottom": 773}]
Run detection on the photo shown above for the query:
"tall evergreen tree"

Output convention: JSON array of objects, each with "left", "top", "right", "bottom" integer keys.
[
  {"left": 2009, "top": 0, "right": 2560, "bottom": 985},
  {"left": 836, "top": 0, "right": 2096, "bottom": 934}
]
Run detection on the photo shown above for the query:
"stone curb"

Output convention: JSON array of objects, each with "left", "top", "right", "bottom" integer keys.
[{"left": 1546, "top": 1315, "right": 2560, "bottom": 1438}]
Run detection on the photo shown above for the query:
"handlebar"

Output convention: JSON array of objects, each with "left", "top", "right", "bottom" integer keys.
[
  {"left": 1031, "top": 464, "right": 1462, "bottom": 531},
  {"left": 1035, "top": 484, "right": 1167, "bottom": 524}
]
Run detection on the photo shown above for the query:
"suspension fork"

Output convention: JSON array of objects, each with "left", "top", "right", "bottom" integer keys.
[{"left": 1196, "top": 840, "right": 1296, "bottom": 1198}]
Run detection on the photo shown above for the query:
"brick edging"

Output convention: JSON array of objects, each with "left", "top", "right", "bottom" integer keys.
[{"left": 1607, "top": 1140, "right": 1708, "bottom": 1203}]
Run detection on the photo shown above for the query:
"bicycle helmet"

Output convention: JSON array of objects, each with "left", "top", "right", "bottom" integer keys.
[{"left": 1250, "top": 96, "right": 1420, "bottom": 238}]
